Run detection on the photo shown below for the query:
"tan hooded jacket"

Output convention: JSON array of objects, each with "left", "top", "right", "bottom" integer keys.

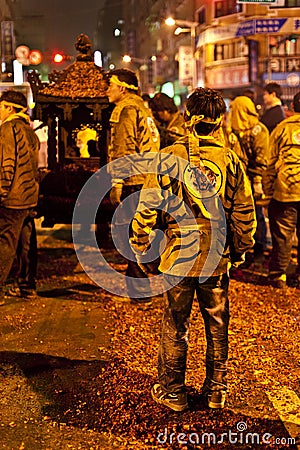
[{"left": 230, "top": 96, "right": 269, "bottom": 179}]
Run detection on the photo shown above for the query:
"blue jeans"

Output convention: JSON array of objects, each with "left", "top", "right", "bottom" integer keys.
[
  {"left": 158, "top": 273, "right": 230, "bottom": 394},
  {"left": 268, "top": 198, "right": 300, "bottom": 277}
]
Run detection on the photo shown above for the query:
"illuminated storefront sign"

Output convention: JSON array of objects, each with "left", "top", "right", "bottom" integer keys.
[
  {"left": 206, "top": 66, "right": 249, "bottom": 88},
  {"left": 197, "top": 18, "right": 298, "bottom": 46}
]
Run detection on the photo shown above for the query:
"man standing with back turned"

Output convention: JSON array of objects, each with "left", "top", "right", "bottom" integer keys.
[
  {"left": 107, "top": 68, "right": 160, "bottom": 304},
  {"left": 0, "top": 90, "right": 39, "bottom": 305},
  {"left": 263, "top": 91, "right": 300, "bottom": 289},
  {"left": 131, "top": 88, "right": 256, "bottom": 411}
]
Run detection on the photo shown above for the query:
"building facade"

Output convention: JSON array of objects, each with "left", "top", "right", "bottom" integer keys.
[
  {"left": 121, "top": 0, "right": 300, "bottom": 106},
  {"left": 196, "top": 0, "right": 300, "bottom": 105},
  {"left": 0, "top": 0, "right": 14, "bottom": 81}
]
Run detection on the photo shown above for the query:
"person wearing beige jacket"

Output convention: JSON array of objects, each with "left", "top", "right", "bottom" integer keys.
[
  {"left": 131, "top": 88, "right": 256, "bottom": 412},
  {"left": 263, "top": 91, "right": 300, "bottom": 289},
  {"left": 107, "top": 68, "right": 160, "bottom": 304}
]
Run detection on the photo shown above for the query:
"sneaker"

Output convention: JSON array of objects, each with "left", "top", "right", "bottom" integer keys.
[
  {"left": 269, "top": 273, "right": 286, "bottom": 289},
  {"left": 270, "top": 278, "right": 286, "bottom": 289},
  {"left": 151, "top": 383, "right": 188, "bottom": 412},
  {"left": 207, "top": 390, "right": 226, "bottom": 409},
  {"left": 7, "top": 285, "right": 38, "bottom": 299},
  {"left": 271, "top": 279, "right": 286, "bottom": 289}
]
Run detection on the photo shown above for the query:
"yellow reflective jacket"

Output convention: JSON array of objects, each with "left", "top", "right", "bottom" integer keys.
[
  {"left": 131, "top": 136, "right": 256, "bottom": 277},
  {"left": 108, "top": 93, "right": 160, "bottom": 186},
  {"left": 0, "top": 118, "right": 39, "bottom": 209},
  {"left": 230, "top": 96, "right": 269, "bottom": 179},
  {"left": 263, "top": 113, "right": 300, "bottom": 202}
]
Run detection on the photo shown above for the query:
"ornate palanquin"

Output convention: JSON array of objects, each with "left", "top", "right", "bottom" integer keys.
[{"left": 28, "top": 35, "right": 113, "bottom": 230}]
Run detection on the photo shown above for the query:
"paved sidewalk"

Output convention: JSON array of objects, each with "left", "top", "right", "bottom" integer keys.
[{"left": 0, "top": 223, "right": 118, "bottom": 449}]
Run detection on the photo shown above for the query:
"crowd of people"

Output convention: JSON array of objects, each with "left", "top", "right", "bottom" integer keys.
[{"left": 0, "top": 72, "right": 299, "bottom": 412}]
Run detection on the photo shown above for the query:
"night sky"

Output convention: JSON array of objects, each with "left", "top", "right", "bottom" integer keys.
[{"left": 17, "top": 0, "right": 106, "bottom": 55}]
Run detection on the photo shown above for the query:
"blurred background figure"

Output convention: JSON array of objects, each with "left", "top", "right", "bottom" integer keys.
[
  {"left": 263, "top": 91, "right": 300, "bottom": 289},
  {"left": 230, "top": 95, "right": 269, "bottom": 266},
  {"left": 76, "top": 127, "right": 97, "bottom": 158},
  {"left": 107, "top": 68, "right": 160, "bottom": 304},
  {"left": 0, "top": 90, "right": 39, "bottom": 304},
  {"left": 151, "top": 92, "right": 185, "bottom": 148},
  {"left": 33, "top": 120, "right": 48, "bottom": 168},
  {"left": 261, "top": 82, "right": 285, "bottom": 133},
  {"left": 141, "top": 93, "right": 152, "bottom": 110},
  {"left": 242, "top": 88, "right": 255, "bottom": 104}
]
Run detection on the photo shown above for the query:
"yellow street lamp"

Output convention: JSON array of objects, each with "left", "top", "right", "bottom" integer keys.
[
  {"left": 122, "top": 54, "right": 132, "bottom": 63},
  {"left": 122, "top": 55, "right": 150, "bottom": 91},
  {"left": 165, "top": 16, "right": 198, "bottom": 89}
]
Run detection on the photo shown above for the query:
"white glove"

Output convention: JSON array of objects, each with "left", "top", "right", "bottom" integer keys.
[
  {"left": 135, "top": 253, "right": 148, "bottom": 274},
  {"left": 253, "top": 176, "right": 264, "bottom": 200}
]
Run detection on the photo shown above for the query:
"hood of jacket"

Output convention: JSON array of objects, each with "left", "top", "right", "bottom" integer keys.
[{"left": 230, "top": 96, "right": 259, "bottom": 132}]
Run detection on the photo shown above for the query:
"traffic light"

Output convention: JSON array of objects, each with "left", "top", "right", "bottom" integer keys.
[
  {"left": 53, "top": 52, "right": 65, "bottom": 63},
  {"left": 287, "top": 34, "right": 298, "bottom": 44}
]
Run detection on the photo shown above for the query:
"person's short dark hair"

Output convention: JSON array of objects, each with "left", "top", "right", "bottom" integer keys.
[
  {"left": 151, "top": 93, "right": 178, "bottom": 113},
  {"left": 184, "top": 88, "right": 226, "bottom": 136},
  {"left": 108, "top": 68, "right": 138, "bottom": 92},
  {"left": 264, "top": 82, "right": 282, "bottom": 99},
  {"left": 185, "top": 87, "right": 226, "bottom": 120},
  {"left": 293, "top": 91, "right": 300, "bottom": 113},
  {"left": 0, "top": 89, "right": 27, "bottom": 109},
  {"left": 142, "top": 93, "right": 151, "bottom": 102},
  {"left": 242, "top": 88, "right": 255, "bottom": 101}
]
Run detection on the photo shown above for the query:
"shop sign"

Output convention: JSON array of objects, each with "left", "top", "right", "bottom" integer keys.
[
  {"left": 237, "top": 0, "right": 276, "bottom": 3},
  {"left": 236, "top": 18, "right": 287, "bottom": 36},
  {"left": 178, "top": 46, "right": 193, "bottom": 86},
  {"left": 197, "top": 18, "right": 298, "bottom": 47},
  {"left": 1, "top": 21, "right": 15, "bottom": 60},
  {"left": 268, "top": 57, "right": 300, "bottom": 73},
  {"left": 263, "top": 72, "right": 300, "bottom": 87},
  {"left": 206, "top": 66, "right": 249, "bottom": 88}
]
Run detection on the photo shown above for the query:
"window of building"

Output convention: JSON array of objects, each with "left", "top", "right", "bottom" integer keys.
[
  {"left": 288, "top": 0, "right": 300, "bottom": 5},
  {"left": 215, "top": 0, "right": 242, "bottom": 18},
  {"left": 269, "top": 0, "right": 300, "bottom": 5},
  {"left": 213, "top": 40, "right": 245, "bottom": 61},
  {"left": 214, "top": 44, "right": 224, "bottom": 61},
  {"left": 270, "top": 0, "right": 300, "bottom": 6},
  {"left": 197, "top": 6, "right": 206, "bottom": 25},
  {"left": 269, "top": 35, "right": 300, "bottom": 56}
]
